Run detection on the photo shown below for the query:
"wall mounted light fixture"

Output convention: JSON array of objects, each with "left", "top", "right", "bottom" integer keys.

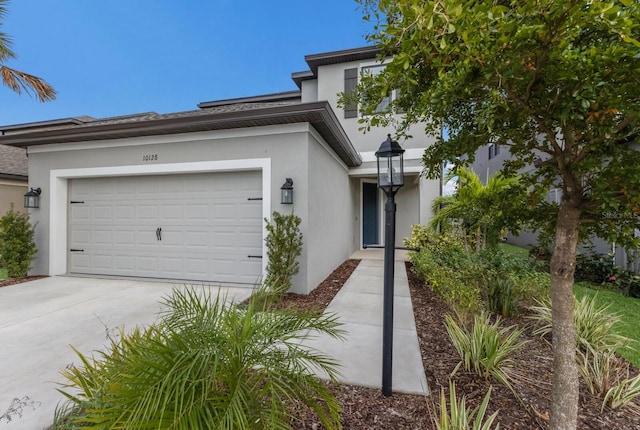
[
  {"left": 280, "top": 178, "right": 293, "bottom": 204},
  {"left": 24, "top": 187, "right": 41, "bottom": 209}
]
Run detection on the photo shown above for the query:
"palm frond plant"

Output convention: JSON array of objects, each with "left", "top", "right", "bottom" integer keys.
[
  {"left": 429, "top": 167, "right": 526, "bottom": 250},
  {"left": 54, "top": 286, "right": 345, "bottom": 430},
  {"left": 0, "top": 0, "right": 56, "bottom": 101}
]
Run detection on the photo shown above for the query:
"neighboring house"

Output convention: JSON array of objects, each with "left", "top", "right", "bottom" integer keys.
[
  {"left": 0, "top": 46, "right": 440, "bottom": 294},
  {"left": 470, "top": 142, "right": 640, "bottom": 273},
  {"left": 0, "top": 144, "right": 28, "bottom": 215}
]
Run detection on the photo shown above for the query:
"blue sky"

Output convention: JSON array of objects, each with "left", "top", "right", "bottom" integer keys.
[{"left": 0, "top": 1, "right": 372, "bottom": 126}]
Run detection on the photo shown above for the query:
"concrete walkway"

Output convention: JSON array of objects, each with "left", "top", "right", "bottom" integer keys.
[
  {"left": 0, "top": 277, "right": 251, "bottom": 430},
  {"left": 303, "top": 250, "right": 429, "bottom": 396}
]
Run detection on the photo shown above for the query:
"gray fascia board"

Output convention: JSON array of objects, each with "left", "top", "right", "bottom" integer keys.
[
  {"left": 0, "top": 102, "right": 362, "bottom": 167},
  {"left": 291, "top": 70, "right": 315, "bottom": 89},
  {"left": 197, "top": 90, "right": 301, "bottom": 108},
  {"left": 0, "top": 117, "right": 90, "bottom": 132},
  {"left": 304, "top": 46, "right": 381, "bottom": 74},
  {"left": 0, "top": 173, "right": 27, "bottom": 181}
]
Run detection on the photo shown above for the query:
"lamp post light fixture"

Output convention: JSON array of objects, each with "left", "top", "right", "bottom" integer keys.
[
  {"left": 375, "top": 134, "right": 405, "bottom": 397},
  {"left": 23, "top": 187, "right": 41, "bottom": 209},
  {"left": 280, "top": 178, "right": 294, "bottom": 204}
]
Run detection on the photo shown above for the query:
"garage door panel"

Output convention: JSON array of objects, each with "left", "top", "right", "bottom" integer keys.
[
  {"left": 114, "top": 255, "right": 138, "bottom": 272},
  {"left": 69, "top": 171, "right": 262, "bottom": 285},
  {"left": 115, "top": 230, "right": 136, "bottom": 246},
  {"left": 93, "top": 230, "right": 113, "bottom": 245}
]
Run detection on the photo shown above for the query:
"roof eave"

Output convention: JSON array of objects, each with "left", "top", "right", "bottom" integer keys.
[
  {"left": 0, "top": 102, "right": 362, "bottom": 167},
  {"left": 0, "top": 173, "right": 27, "bottom": 181}
]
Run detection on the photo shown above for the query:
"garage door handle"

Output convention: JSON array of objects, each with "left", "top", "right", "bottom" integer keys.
[
  {"left": 247, "top": 255, "right": 262, "bottom": 259},
  {"left": 156, "top": 227, "right": 162, "bottom": 241}
]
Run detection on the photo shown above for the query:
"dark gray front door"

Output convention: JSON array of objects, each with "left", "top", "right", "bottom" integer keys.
[{"left": 362, "top": 182, "right": 378, "bottom": 246}]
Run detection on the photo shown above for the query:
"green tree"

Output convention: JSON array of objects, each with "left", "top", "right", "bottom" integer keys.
[
  {"left": 55, "top": 287, "right": 344, "bottom": 430},
  {"left": 430, "top": 166, "right": 527, "bottom": 249},
  {"left": 0, "top": 0, "right": 55, "bottom": 101},
  {"left": 0, "top": 205, "right": 36, "bottom": 278},
  {"left": 354, "top": 1, "right": 640, "bottom": 428}
]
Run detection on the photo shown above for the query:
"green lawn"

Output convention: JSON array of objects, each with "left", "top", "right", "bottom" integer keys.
[
  {"left": 574, "top": 282, "right": 640, "bottom": 367},
  {"left": 0, "top": 268, "right": 6, "bottom": 280},
  {"left": 498, "top": 242, "right": 530, "bottom": 259}
]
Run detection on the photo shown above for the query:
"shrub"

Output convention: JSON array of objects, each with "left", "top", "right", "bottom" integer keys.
[
  {"left": 487, "top": 279, "right": 518, "bottom": 317},
  {"left": 577, "top": 347, "right": 640, "bottom": 411},
  {"left": 603, "top": 371, "right": 640, "bottom": 411},
  {"left": 433, "top": 380, "right": 499, "bottom": 430},
  {"left": 574, "top": 251, "right": 640, "bottom": 297},
  {"left": 407, "top": 226, "right": 550, "bottom": 319},
  {"left": 0, "top": 205, "right": 37, "bottom": 278},
  {"left": 445, "top": 312, "right": 527, "bottom": 389},
  {"left": 54, "top": 287, "right": 344, "bottom": 430},
  {"left": 264, "top": 211, "right": 303, "bottom": 297},
  {"left": 528, "top": 295, "right": 630, "bottom": 353},
  {"left": 408, "top": 230, "right": 487, "bottom": 317}
]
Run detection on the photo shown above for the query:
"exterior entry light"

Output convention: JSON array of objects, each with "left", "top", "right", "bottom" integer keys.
[
  {"left": 280, "top": 178, "right": 294, "bottom": 204},
  {"left": 24, "top": 187, "right": 41, "bottom": 209},
  {"left": 375, "top": 134, "right": 405, "bottom": 194},
  {"left": 375, "top": 134, "right": 405, "bottom": 398}
]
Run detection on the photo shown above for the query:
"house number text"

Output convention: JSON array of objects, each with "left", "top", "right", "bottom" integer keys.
[{"left": 142, "top": 154, "right": 158, "bottom": 162}]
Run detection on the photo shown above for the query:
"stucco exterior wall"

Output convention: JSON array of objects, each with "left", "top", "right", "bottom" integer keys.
[
  {"left": 304, "top": 130, "right": 356, "bottom": 292},
  {"left": 0, "top": 179, "right": 27, "bottom": 215},
  {"left": 313, "top": 60, "right": 437, "bottom": 154},
  {"left": 25, "top": 123, "right": 346, "bottom": 294}
]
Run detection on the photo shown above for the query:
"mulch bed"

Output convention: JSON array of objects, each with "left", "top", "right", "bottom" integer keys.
[
  {"left": 0, "top": 275, "right": 47, "bottom": 288},
  {"left": 280, "top": 260, "right": 640, "bottom": 429}
]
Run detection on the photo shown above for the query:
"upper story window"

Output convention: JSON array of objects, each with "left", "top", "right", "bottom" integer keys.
[
  {"left": 360, "top": 65, "right": 392, "bottom": 115},
  {"left": 488, "top": 142, "right": 500, "bottom": 160},
  {"left": 343, "top": 64, "right": 395, "bottom": 119}
]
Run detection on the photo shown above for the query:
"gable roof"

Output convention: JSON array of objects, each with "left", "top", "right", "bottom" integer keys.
[
  {"left": 0, "top": 101, "right": 362, "bottom": 167},
  {"left": 0, "top": 144, "right": 27, "bottom": 180}
]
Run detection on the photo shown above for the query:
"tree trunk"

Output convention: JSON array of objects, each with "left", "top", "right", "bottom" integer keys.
[{"left": 549, "top": 201, "right": 581, "bottom": 430}]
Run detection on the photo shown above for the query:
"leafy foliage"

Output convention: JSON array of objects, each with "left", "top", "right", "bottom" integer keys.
[
  {"left": 53, "top": 287, "right": 344, "bottom": 430},
  {"left": 264, "top": 211, "right": 303, "bottom": 297},
  {"left": 433, "top": 380, "right": 499, "bottom": 430},
  {"left": 0, "top": 205, "right": 36, "bottom": 278},
  {"left": 354, "top": 1, "right": 640, "bottom": 425},
  {"left": 445, "top": 312, "right": 527, "bottom": 390},
  {"left": 487, "top": 279, "right": 518, "bottom": 318},
  {"left": 408, "top": 228, "right": 547, "bottom": 317},
  {"left": 575, "top": 251, "right": 640, "bottom": 297},
  {"left": 430, "top": 167, "right": 529, "bottom": 250}
]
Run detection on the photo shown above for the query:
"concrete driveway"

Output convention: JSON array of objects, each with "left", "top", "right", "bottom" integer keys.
[{"left": 0, "top": 276, "right": 252, "bottom": 430}]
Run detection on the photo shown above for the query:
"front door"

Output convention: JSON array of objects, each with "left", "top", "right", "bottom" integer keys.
[{"left": 362, "top": 182, "right": 378, "bottom": 247}]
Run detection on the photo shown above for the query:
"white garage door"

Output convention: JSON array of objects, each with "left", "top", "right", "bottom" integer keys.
[{"left": 68, "top": 171, "right": 263, "bottom": 285}]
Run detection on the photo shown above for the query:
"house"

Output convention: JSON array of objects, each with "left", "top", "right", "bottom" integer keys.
[
  {"left": 470, "top": 142, "right": 640, "bottom": 273},
  {"left": 0, "top": 144, "right": 28, "bottom": 216},
  {"left": 0, "top": 46, "right": 440, "bottom": 294}
]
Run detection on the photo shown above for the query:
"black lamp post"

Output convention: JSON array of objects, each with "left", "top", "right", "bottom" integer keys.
[{"left": 375, "top": 134, "right": 404, "bottom": 397}]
